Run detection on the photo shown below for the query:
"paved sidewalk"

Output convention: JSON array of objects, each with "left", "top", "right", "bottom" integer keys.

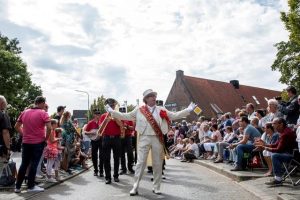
[
  {"left": 0, "top": 152, "right": 92, "bottom": 200},
  {"left": 194, "top": 159, "right": 300, "bottom": 200}
]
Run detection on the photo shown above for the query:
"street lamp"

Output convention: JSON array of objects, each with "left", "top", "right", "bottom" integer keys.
[
  {"left": 124, "top": 100, "right": 127, "bottom": 113},
  {"left": 75, "top": 90, "right": 90, "bottom": 121}
]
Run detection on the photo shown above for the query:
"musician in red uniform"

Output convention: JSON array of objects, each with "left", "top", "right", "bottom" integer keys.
[
  {"left": 99, "top": 98, "right": 123, "bottom": 184},
  {"left": 84, "top": 109, "right": 103, "bottom": 177},
  {"left": 119, "top": 107, "right": 135, "bottom": 175}
]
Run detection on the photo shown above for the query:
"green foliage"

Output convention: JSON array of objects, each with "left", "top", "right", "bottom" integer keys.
[
  {"left": 127, "top": 104, "right": 137, "bottom": 112},
  {"left": 0, "top": 33, "right": 22, "bottom": 54},
  {"left": 0, "top": 33, "right": 42, "bottom": 121},
  {"left": 271, "top": 0, "right": 300, "bottom": 91},
  {"left": 88, "top": 95, "right": 107, "bottom": 119},
  {"left": 280, "top": 90, "right": 289, "bottom": 102}
]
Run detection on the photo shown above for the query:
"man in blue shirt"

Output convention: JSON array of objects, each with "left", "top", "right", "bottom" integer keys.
[{"left": 229, "top": 116, "right": 261, "bottom": 171}]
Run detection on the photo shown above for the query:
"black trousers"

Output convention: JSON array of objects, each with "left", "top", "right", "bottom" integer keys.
[
  {"left": 16, "top": 142, "right": 45, "bottom": 189},
  {"left": 91, "top": 139, "right": 104, "bottom": 174},
  {"left": 120, "top": 136, "right": 134, "bottom": 171},
  {"left": 102, "top": 136, "right": 121, "bottom": 180},
  {"left": 184, "top": 152, "right": 197, "bottom": 160}
]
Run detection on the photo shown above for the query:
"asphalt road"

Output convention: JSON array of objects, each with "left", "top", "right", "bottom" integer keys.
[{"left": 29, "top": 159, "right": 260, "bottom": 200}]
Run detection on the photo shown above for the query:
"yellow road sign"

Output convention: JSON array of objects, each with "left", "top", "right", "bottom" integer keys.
[{"left": 193, "top": 106, "right": 202, "bottom": 115}]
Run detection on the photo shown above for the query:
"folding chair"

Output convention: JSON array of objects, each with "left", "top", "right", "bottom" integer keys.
[{"left": 282, "top": 149, "right": 300, "bottom": 186}]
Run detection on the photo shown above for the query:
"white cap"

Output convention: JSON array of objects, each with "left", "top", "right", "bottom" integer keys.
[{"left": 143, "top": 89, "right": 157, "bottom": 101}]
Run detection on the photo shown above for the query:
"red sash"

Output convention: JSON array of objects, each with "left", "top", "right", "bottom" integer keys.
[{"left": 139, "top": 105, "right": 169, "bottom": 159}]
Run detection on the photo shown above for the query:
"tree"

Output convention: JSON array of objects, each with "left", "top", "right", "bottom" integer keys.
[
  {"left": 88, "top": 95, "right": 107, "bottom": 119},
  {"left": 127, "top": 104, "right": 137, "bottom": 112},
  {"left": 0, "top": 33, "right": 42, "bottom": 121},
  {"left": 271, "top": 0, "right": 300, "bottom": 91},
  {"left": 0, "top": 33, "right": 22, "bottom": 54}
]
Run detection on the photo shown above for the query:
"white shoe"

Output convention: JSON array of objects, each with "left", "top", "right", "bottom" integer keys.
[
  {"left": 46, "top": 177, "right": 57, "bottom": 183},
  {"left": 28, "top": 186, "right": 44, "bottom": 192},
  {"left": 152, "top": 188, "right": 161, "bottom": 195},
  {"left": 129, "top": 184, "right": 139, "bottom": 196},
  {"left": 14, "top": 188, "right": 21, "bottom": 193},
  {"left": 129, "top": 188, "right": 139, "bottom": 196},
  {"left": 35, "top": 174, "right": 44, "bottom": 179},
  {"left": 209, "top": 156, "right": 217, "bottom": 160}
]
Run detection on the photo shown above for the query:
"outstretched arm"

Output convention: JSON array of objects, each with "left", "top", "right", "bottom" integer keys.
[
  {"left": 165, "top": 102, "right": 196, "bottom": 120},
  {"left": 111, "top": 107, "right": 138, "bottom": 121}
]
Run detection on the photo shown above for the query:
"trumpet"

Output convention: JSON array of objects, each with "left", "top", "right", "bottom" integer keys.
[{"left": 96, "top": 98, "right": 125, "bottom": 138}]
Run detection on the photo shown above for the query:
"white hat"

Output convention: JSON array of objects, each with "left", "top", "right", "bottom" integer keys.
[{"left": 143, "top": 89, "right": 157, "bottom": 101}]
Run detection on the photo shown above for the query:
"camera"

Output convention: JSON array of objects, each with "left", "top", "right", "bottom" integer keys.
[{"left": 275, "top": 96, "right": 282, "bottom": 101}]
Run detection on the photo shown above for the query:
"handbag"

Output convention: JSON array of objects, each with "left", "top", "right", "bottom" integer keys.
[
  {"left": 249, "top": 155, "right": 262, "bottom": 168},
  {"left": 0, "top": 159, "right": 17, "bottom": 186}
]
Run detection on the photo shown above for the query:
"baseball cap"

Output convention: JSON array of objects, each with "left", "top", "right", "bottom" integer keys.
[{"left": 93, "top": 109, "right": 101, "bottom": 114}]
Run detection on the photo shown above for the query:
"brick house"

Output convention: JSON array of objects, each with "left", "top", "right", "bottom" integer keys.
[{"left": 165, "top": 70, "right": 281, "bottom": 121}]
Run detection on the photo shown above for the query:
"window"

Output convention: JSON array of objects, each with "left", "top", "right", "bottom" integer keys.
[
  {"left": 252, "top": 96, "right": 260, "bottom": 105},
  {"left": 210, "top": 103, "right": 223, "bottom": 114}
]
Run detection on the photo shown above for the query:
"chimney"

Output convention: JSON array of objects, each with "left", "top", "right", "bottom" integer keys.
[
  {"left": 230, "top": 80, "right": 239, "bottom": 89},
  {"left": 176, "top": 70, "right": 184, "bottom": 78}
]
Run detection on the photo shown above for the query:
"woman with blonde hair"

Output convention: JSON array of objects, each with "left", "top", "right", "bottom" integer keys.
[{"left": 60, "top": 111, "right": 79, "bottom": 172}]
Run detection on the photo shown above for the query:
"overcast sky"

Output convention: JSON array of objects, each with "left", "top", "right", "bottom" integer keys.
[{"left": 0, "top": 0, "right": 289, "bottom": 114}]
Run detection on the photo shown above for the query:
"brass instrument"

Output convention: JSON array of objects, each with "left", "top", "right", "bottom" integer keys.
[
  {"left": 96, "top": 98, "right": 125, "bottom": 138},
  {"left": 97, "top": 113, "right": 111, "bottom": 137}
]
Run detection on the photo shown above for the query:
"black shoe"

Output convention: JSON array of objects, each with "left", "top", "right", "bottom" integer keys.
[
  {"left": 119, "top": 170, "right": 127, "bottom": 175},
  {"left": 94, "top": 172, "right": 98, "bottom": 176},
  {"left": 114, "top": 177, "right": 120, "bottom": 182},
  {"left": 230, "top": 166, "right": 243, "bottom": 171},
  {"left": 265, "top": 179, "right": 283, "bottom": 186},
  {"left": 128, "top": 169, "right": 135, "bottom": 174},
  {"left": 105, "top": 179, "right": 112, "bottom": 184},
  {"left": 99, "top": 173, "right": 104, "bottom": 177}
]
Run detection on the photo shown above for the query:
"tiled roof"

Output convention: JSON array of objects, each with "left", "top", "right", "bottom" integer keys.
[{"left": 183, "top": 75, "right": 281, "bottom": 117}]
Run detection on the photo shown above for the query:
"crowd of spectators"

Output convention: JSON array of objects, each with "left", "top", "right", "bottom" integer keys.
[{"left": 166, "top": 86, "right": 300, "bottom": 186}]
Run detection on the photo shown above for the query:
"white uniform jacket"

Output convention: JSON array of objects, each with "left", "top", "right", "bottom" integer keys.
[{"left": 111, "top": 106, "right": 190, "bottom": 135}]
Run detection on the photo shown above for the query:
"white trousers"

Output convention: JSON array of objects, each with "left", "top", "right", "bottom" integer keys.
[
  {"left": 133, "top": 135, "right": 163, "bottom": 191},
  {"left": 46, "top": 158, "right": 60, "bottom": 176}
]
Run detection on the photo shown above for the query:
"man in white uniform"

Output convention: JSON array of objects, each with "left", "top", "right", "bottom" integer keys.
[{"left": 105, "top": 89, "right": 196, "bottom": 195}]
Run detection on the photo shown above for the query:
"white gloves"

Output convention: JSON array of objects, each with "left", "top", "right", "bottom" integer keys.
[
  {"left": 105, "top": 104, "right": 114, "bottom": 113},
  {"left": 187, "top": 102, "right": 197, "bottom": 112}
]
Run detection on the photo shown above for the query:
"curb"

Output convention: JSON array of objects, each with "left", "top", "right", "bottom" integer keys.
[
  {"left": 0, "top": 163, "right": 93, "bottom": 200},
  {"left": 193, "top": 159, "right": 300, "bottom": 200},
  {"left": 194, "top": 159, "right": 264, "bottom": 182},
  {"left": 23, "top": 164, "right": 93, "bottom": 200},
  {"left": 277, "top": 193, "right": 300, "bottom": 200}
]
